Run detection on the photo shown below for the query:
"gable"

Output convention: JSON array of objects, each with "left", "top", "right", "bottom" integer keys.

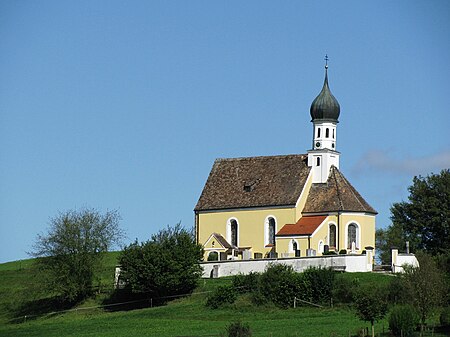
[
  {"left": 195, "top": 154, "right": 311, "bottom": 211},
  {"left": 302, "top": 166, "right": 377, "bottom": 214},
  {"left": 204, "top": 233, "right": 232, "bottom": 250}
]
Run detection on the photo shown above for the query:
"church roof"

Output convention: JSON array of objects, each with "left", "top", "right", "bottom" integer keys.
[
  {"left": 302, "top": 166, "right": 377, "bottom": 214},
  {"left": 194, "top": 154, "right": 311, "bottom": 211},
  {"left": 195, "top": 155, "right": 376, "bottom": 214},
  {"left": 276, "top": 215, "right": 327, "bottom": 236},
  {"left": 310, "top": 66, "right": 340, "bottom": 122}
]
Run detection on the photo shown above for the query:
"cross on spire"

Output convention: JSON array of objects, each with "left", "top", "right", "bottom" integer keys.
[{"left": 324, "top": 54, "right": 329, "bottom": 69}]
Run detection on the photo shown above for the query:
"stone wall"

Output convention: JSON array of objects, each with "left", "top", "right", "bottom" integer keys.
[{"left": 201, "top": 252, "right": 374, "bottom": 278}]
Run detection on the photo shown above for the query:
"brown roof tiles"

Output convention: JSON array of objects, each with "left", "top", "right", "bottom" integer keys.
[
  {"left": 277, "top": 215, "right": 327, "bottom": 236},
  {"left": 195, "top": 154, "right": 310, "bottom": 211}
]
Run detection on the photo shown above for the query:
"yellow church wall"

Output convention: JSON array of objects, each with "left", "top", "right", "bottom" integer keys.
[
  {"left": 275, "top": 237, "right": 309, "bottom": 257},
  {"left": 197, "top": 206, "right": 296, "bottom": 260},
  {"left": 294, "top": 170, "right": 313, "bottom": 220},
  {"left": 317, "top": 213, "right": 375, "bottom": 253},
  {"left": 339, "top": 213, "right": 375, "bottom": 252},
  {"left": 308, "top": 216, "right": 331, "bottom": 255}
]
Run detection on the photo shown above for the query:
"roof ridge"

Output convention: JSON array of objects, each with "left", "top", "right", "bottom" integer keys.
[
  {"left": 334, "top": 167, "right": 366, "bottom": 210},
  {"left": 215, "top": 153, "right": 307, "bottom": 162},
  {"left": 331, "top": 166, "right": 345, "bottom": 210}
]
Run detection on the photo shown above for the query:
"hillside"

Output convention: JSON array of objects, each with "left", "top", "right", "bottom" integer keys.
[{"left": 0, "top": 255, "right": 446, "bottom": 337}]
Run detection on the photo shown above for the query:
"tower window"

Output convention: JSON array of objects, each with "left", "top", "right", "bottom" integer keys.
[
  {"left": 316, "top": 157, "right": 320, "bottom": 166},
  {"left": 317, "top": 128, "right": 321, "bottom": 138},
  {"left": 326, "top": 128, "right": 330, "bottom": 138},
  {"left": 332, "top": 129, "right": 335, "bottom": 139}
]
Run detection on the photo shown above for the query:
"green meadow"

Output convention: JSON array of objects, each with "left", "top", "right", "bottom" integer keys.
[{"left": 0, "top": 254, "right": 446, "bottom": 337}]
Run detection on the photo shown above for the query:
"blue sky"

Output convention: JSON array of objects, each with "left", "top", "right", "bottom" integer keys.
[{"left": 1, "top": 1, "right": 449, "bottom": 263}]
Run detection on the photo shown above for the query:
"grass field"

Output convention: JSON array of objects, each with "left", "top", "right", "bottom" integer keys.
[{"left": 0, "top": 254, "right": 447, "bottom": 337}]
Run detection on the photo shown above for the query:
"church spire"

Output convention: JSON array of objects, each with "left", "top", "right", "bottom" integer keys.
[
  {"left": 307, "top": 56, "right": 341, "bottom": 183},
  {"left": 310, "top": 56, "right": 340, "bottom": 122}
]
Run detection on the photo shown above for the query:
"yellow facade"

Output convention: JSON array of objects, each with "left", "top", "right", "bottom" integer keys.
[
  {"left": 198, "top": 206, "right": 296, "bottom": 260},
  {"left": 197, "top": 209, "right": 376, "bottom": 260}
]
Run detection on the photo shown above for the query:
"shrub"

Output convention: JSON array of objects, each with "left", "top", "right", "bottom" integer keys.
[
  {"left": 339, "top": 249, "right": 347, "bottom": 255},
  {"left": 207, "top": 251, "right": 219, "bottom": 261},
  {"left": 206, "top": 285, "right": 236, "bottom": 309},
  {"left": 232, "top": 272, "right": 259, "bottom": 294},
  {"left": 299, "top": 267, "right": 335, "bottom": 304},
  {"left": 440, "top": 307, "right": 450, "bottom": 327},
  {"left": 389, "top": 304, "right": 419, "bottom": 337},
  {"left": 322, "top": 250, "right": 337, "bottom": 255},
  {"left": 259, "top": 263, "right": 299, "bottom": 308},
  {"left": 119, "top": 224, "right": 203, "bottom": 300},
  {"left": 225, "top": 320, "right": 252, "bottom": 337},
  {"left": 333, "top": 275, "right": 357, "bottom": 304}
]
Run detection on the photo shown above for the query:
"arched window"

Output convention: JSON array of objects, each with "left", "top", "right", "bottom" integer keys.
[
  {"left": 329, "top": 224, "right": 337, "bottom": 248},
  {"left": 347, "top": 223, "right": 357, "bottom": 249},
  {"left": 265, "top": 216, "right": 277, "bottom": 246},
  {"left": 317, "top": 128, "right": 321, "bottom": 138},
  {"left": 332, "top": 129, "right": 335, "bottom": 139},
  {"left": 231, "top": 219, "right": 238, "bottom": 247},
  {"left": 292, "top": 241, "right": 298, "bottom": 251},
  {"left": 326, "top": 128, "right": 330, "bottom": 138},
  {"left": 268, "top": 218, "right": 275, "bottom": 245},
  {"left": 316, "top": 157, "right": 321, "bottom": 166}
]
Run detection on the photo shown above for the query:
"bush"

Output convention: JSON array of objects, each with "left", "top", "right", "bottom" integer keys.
[
  {"left": 207, "top": 251, "right": 219, "bottom": 261},
  {"left": 206, "top": 285, "right": 236, "bottom": 309},
  {"left": 440, "top": 307, "right": 450, "bottom": 327},
  {"left": 322, "top": 250, "right": 337, "bottom": 255},
  {"left": 339, "top": 249, "right": 347, "bottom": 255},
  {"left": 389, "top": 305, "right": 419, "bottom": 337},
  {"left": 333, "top": 275, "right": 358, "bottom": 304},
  {"left": 232, "top": 272, "right": 260, "bottom": 294},
  {"left": 299, "top": 267, "right": 335, "bottom": 304},
  {"left": 119, "top": 224, "right": 203, "bottom": 300},
  {"left": 225, "top": 320, "right": 252, "bottom": 337},
  {"left": 259, "top": 263, "right": 299, "bottom": 308}
]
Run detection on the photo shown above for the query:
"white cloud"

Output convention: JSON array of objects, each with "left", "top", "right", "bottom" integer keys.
[{"left": 353, "top": 149, "right": 450, "bottom": 176}]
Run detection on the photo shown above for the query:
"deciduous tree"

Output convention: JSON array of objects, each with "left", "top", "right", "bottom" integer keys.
[{"left": 31, "top": 208, "right": 123, "bottom": 303}]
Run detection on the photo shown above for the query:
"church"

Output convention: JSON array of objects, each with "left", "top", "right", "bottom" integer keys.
[{"left": 194, "top": 62, "right": 377, "bottom": 262}]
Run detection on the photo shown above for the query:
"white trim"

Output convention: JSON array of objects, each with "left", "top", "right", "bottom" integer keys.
[
  {"left": 264, "top": 215, "right": 277, "bottom": 246},
  {"left": 198, "top": 204, "right": 295, "bottom": 214},
  {"left": 226, "top": 217, "right": 239, "bottom": 247},
  {"left": 310, "top": 216, "right": 329, "bottom": 237},
  {"left": 204, "top": 247, "right": 227, "bottom": 251},
  {"left": 345, "top": 221, "right": 361, "bottom": 250}
]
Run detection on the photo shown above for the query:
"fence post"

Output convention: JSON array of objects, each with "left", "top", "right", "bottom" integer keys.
[
  {"left": 150, "top": 298, "right": 153, "bottom": 308},
  {"left": 294, "top": 297, "right": 296, "bottom": 309}
]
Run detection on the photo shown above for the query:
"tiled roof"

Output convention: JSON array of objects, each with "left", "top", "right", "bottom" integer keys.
[
  {"left": 302, "top": 166, "right": 377, "bottom": 214},
  {"left": 276, "top": 215, "right": 327, "bottom": 236},
  {"left": 195, "top": 154, "right": 311, "bottom": 211},
  {"left": 211, "top": 232, "right": 232, "bottom": 249}
]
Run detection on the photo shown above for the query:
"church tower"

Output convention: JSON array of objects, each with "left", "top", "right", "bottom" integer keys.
[{"left": 307, "top": 57, "right": 341, "bottom": 183}]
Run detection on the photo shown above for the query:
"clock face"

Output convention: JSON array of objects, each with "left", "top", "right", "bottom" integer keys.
[{"left": 315, "top": 142, "right": 321, "bottom": 148}]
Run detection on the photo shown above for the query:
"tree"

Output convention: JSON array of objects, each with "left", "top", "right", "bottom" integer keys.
[
  {"left": 354, "top": 286, "right": 388, "bottom": 337},
  {"left": 390, "top": 169, "right": 450, "bottom": 255},
  {"left": 119, "top": 224, "right": 203, "bottom": 301},
  {"left": 377, "top": 169, "right": 450, "bottom": 261},
  {"left": 31, "top": 208, "right": 123, "bottom": 303},
  {"left": 401, "top": 253, "right": 446, "bottom": 333}
]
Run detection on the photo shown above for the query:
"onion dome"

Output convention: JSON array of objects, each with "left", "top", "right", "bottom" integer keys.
[{"left": 310, "top": 65, "right": 340, "bottom": 122}]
